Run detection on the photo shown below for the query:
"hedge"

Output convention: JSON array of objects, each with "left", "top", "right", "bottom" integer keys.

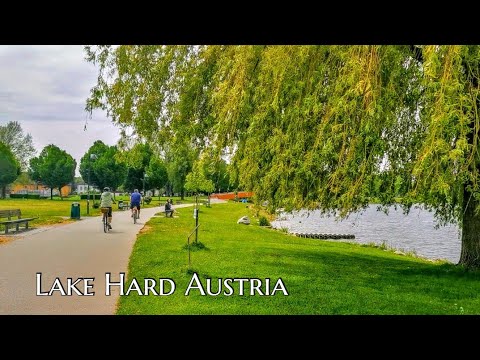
[
  {"left": 79, "top": 194, "right": 101, "bottom": 200},
  {"left": 9, "top": 193, "right": 41, "bottom": 199}
]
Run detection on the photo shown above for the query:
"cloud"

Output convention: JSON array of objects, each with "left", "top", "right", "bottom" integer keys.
[{"left": 0, "top": 45, "right": 121, "bottom": 175}]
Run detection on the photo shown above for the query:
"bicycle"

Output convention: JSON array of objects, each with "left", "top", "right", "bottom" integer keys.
[
  {"left": 132, "top": 205, "right": 138, "bottom": 224},
  {"left": 101, "top": 207, "right": 110, "bottom": 232}
]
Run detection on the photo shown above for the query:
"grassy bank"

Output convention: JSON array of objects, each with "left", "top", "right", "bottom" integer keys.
[{"left": 118, "top": 202, "right": 480, "bottom": 315}]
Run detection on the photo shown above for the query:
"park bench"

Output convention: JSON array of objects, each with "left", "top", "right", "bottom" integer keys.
[
  {"left": 200, "top": 199, "right": 211, "bottom": 207},
  {"left": 118, "top": 201, "right": 129, "bottom": 210},
  {"left": 0, "top": 209, "right": 38, "bottom": 234}
]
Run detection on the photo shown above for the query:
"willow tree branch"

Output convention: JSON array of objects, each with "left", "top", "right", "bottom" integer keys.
[{"left": 409, "top": 45, "right": 423, "bottom": 63}]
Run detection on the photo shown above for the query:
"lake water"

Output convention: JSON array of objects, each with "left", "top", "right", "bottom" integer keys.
[{"left": 271, "top": 205, "right": 461, "bottom": 264}]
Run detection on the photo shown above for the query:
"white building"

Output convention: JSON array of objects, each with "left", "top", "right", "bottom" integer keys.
[{"left": 76, "top": 182, "right": 100, "bottom": 194}]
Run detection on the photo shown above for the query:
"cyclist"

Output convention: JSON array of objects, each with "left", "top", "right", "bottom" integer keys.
[
  {"left": 130, "top": 188, "right": 142, "bottom": 219},
  {"left": 100, "top": 187, "right": 116, "bottom": 229}
]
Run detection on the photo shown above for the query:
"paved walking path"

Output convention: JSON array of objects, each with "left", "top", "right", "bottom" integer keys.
[{"left": 0, "top": 203, "right": 196, "bottom": 314}]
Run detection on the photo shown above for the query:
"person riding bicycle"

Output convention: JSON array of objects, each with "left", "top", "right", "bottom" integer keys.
[
  {"left": 130, "top": 189, "right": 142, "bottom": 219},
  {"left": 100, "top": 187, "right": 116, "bottom": 230}
]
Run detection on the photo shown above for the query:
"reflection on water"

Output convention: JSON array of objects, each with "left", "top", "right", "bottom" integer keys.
[{"left": 271, "top": 205, "right": 461, "bottom": 264}]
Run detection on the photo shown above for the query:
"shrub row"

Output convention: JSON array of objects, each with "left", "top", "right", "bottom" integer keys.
[
  {"left": 9, "top": 193, "right": 41, "bottom": 199},
  {"left": 79, "top": 194, "right": 101, "bottom": 200}
]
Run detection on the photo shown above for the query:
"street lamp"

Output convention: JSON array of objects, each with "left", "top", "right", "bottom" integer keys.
[
  {"left": 142, "top": 173, "right": 149, "bottom": 205},
  {"left": 87, "top": 153, "right": 97, "bottom": 215}
]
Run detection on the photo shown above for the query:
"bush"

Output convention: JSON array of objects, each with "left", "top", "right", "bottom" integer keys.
[
  {"left": 259, "top": 216, "right": 270, "bottom": 226},
  {"left": 80, "top": 194, "right": 101, "bottom": 200},
  {"left": 9, "top": 193, "right": 40, "bottom": 199},
  {"left": 9, "top": 193, "right": 25, "bottom": 199},
  {"left": 144, "top": 196, "right": 152, "bottom": 204}
]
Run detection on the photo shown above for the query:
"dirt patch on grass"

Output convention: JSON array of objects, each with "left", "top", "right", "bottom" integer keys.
[{"left": 139, "top": 225, "right": 153, "bottom": 234}]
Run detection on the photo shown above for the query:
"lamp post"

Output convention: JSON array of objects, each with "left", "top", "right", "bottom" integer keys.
[{"left": 86, "top": 153, "right": 97, "bottom": 215}]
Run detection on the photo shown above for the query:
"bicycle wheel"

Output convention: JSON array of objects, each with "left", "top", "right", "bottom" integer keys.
[
  {"left": 133, "top": 210, "right": 137, "bottom": 224},
  {"left": 103, "top": 214, "right": 108, "bottom": 232}
]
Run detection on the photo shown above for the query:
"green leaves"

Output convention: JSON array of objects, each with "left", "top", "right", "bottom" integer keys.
[
  {"left": 0, "top": 121, "right": 36, "bottom": 170},
  {"left": 0, "top": 141, "right": 20, "bottom": 192},
  {"left": 146, "top": 157, "right": 168, "bottom": 192},
  {"left": 28, "top": 145, "right": 76, "bottom": 197},
  {"left": 85, "top": 45, "right": 480, "bottom": 224}
]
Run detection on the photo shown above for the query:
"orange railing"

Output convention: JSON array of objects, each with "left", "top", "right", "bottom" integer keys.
[{"left": 210, "top": 191, "right": 254, "bottom": 200}]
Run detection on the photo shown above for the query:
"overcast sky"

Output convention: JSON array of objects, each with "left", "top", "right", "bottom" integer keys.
[{"left": 0, "top": 45, "right": 121, "bottom": 176}]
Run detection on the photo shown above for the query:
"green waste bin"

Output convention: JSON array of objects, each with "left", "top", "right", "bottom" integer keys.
[{"left": 71, "top": 202, "right": 80, "bottom": 219}]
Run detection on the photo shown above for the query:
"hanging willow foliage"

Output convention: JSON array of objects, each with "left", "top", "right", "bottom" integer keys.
[{"left": 85, "top": 45, "right": 480, "bottom": 269}]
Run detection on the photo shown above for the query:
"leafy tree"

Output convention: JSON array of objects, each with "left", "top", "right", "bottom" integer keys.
[
  {"left": 124, "top": 167, "right": 144, "bottom": 193},
  {"left": 122, "top": 143, "right": 152, "bottom": 192},
  {"left": 86, "top": 45, "right": 480, "bottom": 269},
  {"left": 0, "top": 121, "right": 36, "bottom": 170},
  {"left": 0, "top": 142, "right": 20, "bottom": 198},
  {"left": 29, "top": 145, "right": 76, "bottom": 199},
  {"left": 185, "top": 160, "right": 215, "bottom": 195},
  {"left": 201, "top": 149, "right": 232, "bottom": 193},
  {"left": 146, "top": 156, "right": 168, "bottom": 198},
  {"left": 79, "top": 140, "right": 107, "bottom": 189},
  {"left": 93, "top": 147, "right": 125, "bottom": 194},
  {"left": 165, "top": 142, "right": 196, "bottom": 199},
  {"left": 13, "top": 171, "right": 33, "bottom": 186},
  {"left": 80, "top": 141, "right": 126, "bottom": 195}
]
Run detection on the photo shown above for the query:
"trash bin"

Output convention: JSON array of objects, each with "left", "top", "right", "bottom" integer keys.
[{"left": 71, "top": 202, "right": 80, "bottom": 219}]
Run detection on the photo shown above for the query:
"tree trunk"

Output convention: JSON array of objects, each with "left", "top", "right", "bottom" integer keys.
[
  {"left": 1, "top": 185, "right": 5, "bottom": 199},
  {"left": 181, "top": 189, "right": 185, "bottom": 200},
  {"left": 59, "top": 187, "right": 63, "bottom": 200},
  {"left": 459, "top": 190, "right": 480, "bottom": 269},
  {"left": 50, "top": 188, "right": 53, "bottom": 200}
]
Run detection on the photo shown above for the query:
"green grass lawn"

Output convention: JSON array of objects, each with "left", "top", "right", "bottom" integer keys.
[
  {"left": 117, "top": 202, "right": 480, "bottom": 315},
  {"left": 0, "top": 195, "right": 207, "bottom": 231}
]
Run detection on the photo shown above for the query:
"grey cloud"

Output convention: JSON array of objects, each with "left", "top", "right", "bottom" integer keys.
[{"left": 0, "top": 45, "right": 120, "bottom": 176}]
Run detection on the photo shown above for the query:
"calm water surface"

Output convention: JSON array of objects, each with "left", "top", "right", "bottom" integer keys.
[{"left": 271, "top": 205, "right": 461, "bottom": 263}]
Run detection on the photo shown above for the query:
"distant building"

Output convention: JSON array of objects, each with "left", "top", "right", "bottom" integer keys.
[
  {"left": 9, "top": 183, "right": 72, "bottom": 197},
  {"left": 75, "top": 179, "right": 100, "bottom": 194}
]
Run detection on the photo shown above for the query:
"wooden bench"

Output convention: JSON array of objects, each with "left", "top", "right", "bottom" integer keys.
[
  {"left": 0, "top": 209, "right": 38, "bottom": 234},
  {"left": 200, "top": 199, "right": 211, "bottom": 207},
  {"left": 118, "top": 201, "right": 129, "bottom": 210}
]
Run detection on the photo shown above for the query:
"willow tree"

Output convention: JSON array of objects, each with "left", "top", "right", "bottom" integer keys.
[{"left": 85, "top": 45, "right": 480, "bottom": 269}]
